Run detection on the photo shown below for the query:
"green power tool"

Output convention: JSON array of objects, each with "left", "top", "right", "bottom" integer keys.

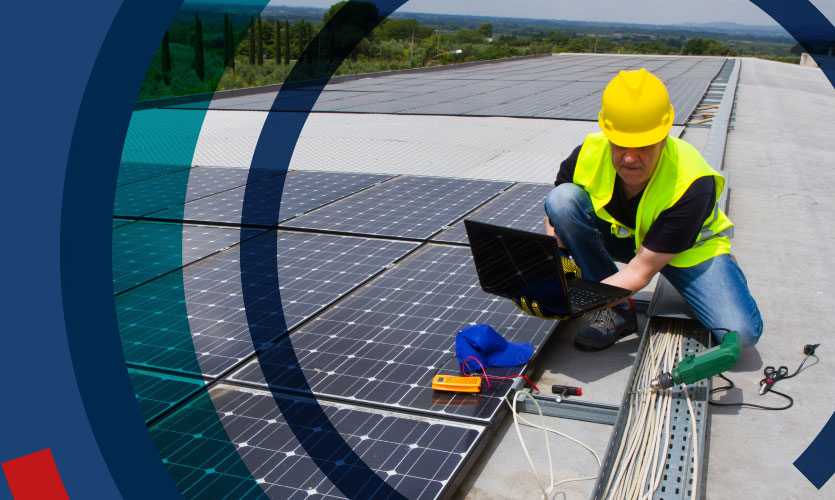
[{"left": 649, "top": 331, "right": 742, "bottom": 391}]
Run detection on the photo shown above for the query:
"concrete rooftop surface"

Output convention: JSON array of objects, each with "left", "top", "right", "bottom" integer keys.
[{"left": 116, "top": 54, "right": 834, "bottom": 500}]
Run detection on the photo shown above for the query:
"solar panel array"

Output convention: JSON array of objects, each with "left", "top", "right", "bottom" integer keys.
[
  {"left": 118, "top": 231, "right": 418, "bottom": 378},
  {"left": 163, "top": 55, "right": 725, "bottom": 124},
  {"left": 117, "top": 54, "right": 727, "bottom": 499},
  {"left": 282, "top": 176, "right": 511, "bottom": 240},
  {"left": 148, "top": 171, "right": 394, "bottom": 227},
  {"left": 227, "top": 244, "right": 555, "bottom": 423},
  {"left": 150, "top": 385, "right": 483, "bottom": 500}
]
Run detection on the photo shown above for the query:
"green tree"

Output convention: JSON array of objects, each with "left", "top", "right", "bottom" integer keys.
[
  {"left": 228, "top": 21, "right": 236, "bottom": 70},
  {"left": 223, "top": 14, "right": 230, "bottom": 68},
  {"left": 456, "top": 28, "right": 484, "bottom": 44},
  {"left": 257, "top": 15, "right": 264, "bottom": 65},
  {"left": 284, "top": 20, "right": 290, "bottom": 64},
  {"left": 477, "top": 22, "right": 493, "bottom": 38},
  {"left": 275, "top": 19, "right": 281, "bottom": 65},
  {"left": 682, "top": 38, "right": 736, "bottom": 56},
  {"left": 161, "top": 30, "right": 172, "bottom": 84},
  {"left": 194, "top": 13, "right": 204, "bottom": 81},
  {"left": 547, "top": 31, "right": 569, "bottom": 45},
  {"left": 249, "top": 17, "right": 256, "bottom": 64},
  {"left": 378, "top": 18, "right": 433, "bottom": 41},
  {"left": 307, "top": 22, "right": 316, "bottom": 63}
]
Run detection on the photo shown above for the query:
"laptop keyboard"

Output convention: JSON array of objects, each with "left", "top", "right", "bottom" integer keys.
[{"left": 568, "top": 287, "right": 608, "bottom": 308}]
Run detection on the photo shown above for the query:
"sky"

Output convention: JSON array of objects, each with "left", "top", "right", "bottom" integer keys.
[{"left": 268, "top": 0, "right": 835, "bottom": 27}]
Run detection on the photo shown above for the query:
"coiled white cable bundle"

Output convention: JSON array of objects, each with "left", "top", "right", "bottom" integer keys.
[{"left": 600, "top": 320, "right": 699, "bottom": 500}]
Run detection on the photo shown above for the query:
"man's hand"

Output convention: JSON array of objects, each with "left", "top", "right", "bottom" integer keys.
[
  {"left": 513, "top": 277, "right": 571, "bottom": 320},
  {"left": 514, "top": 295, "right": 571, "bottom": 320},
  {"left": 602, "top": 245, "right": 675, "bottom": 295},
  {"left": 512, "top": 249, "right": 582, "bottom": 320}
]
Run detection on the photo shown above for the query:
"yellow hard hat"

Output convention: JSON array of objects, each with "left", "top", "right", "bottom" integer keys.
[{"left": 598, "top": 68, "right": 674, "bottom": 147}]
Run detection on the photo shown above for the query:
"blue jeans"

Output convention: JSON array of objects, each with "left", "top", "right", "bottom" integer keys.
[{"left": 544, "top": 183, "right": 763, "bottom": 347}]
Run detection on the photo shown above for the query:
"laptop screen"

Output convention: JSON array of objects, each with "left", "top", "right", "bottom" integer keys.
[{"left": 465, "top": 219, "right": 568, "bottom": 309}]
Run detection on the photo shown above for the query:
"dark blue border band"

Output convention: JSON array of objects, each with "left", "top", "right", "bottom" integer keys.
[{"left": 60, "top": 1, "right": 184, "bottom": 498}]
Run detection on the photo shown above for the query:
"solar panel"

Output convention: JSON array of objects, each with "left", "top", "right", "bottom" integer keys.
[
  {"left": 114, "top": 166, "right": 281, "bottom": 218},
  {"left": 666, "top": 78, "right": 714, "bottom": 122},
  {"left": 117, "top": 162, "right": 190, "bottom": 186},
  {"left": 433, "top": 184, "right": 553, "bottom": 244},
  {"left": 117, "top": 231, "right": 418, "bottom": 378},
  {"left": 227, "top": 244, "right": 555, "bottom": 423},
  {"left": 112, "top": 221, "right": 265, "bottom": 294},
  {"left": 147, "top": 171, "right": 394, "bottom": 227},
  {"left": 150, "top": 385, "right": 484, "bottom": 500},
  {"left": 113, "top": 219, "right": 132, "bottom": 228},
  {"left": 127, "top": 367, "right": 204, "bottom": 423},
  {"left": 282, "top": 176, "right": 511, "bottom": 240}
]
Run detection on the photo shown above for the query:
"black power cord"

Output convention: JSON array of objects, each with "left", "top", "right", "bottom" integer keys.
[{"left": 709, "top": 343, "right": 820, "bottom": 411}]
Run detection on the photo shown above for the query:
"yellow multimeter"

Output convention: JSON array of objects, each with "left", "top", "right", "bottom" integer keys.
[{"left": 432, "top": 375, "right": 482, "bottom": 393}]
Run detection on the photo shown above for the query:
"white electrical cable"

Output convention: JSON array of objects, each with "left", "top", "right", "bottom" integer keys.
[
  {"left": 601, "top": 319, "right": 689, "bottom": 500},
  {"left": 507, "top": 320, "right": 702, "bottom": 500},
  {"left": 505, "top": 393, "right": 602, "bottom": 500}
]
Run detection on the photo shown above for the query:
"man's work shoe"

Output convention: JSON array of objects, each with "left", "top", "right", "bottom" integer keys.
[{"left": 574, "top": 306, "right": 638, "bottom": 350}]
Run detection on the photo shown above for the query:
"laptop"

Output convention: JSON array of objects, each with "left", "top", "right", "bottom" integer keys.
[{"left": 464, "top": 219, "right": 630, "bottom": 318}]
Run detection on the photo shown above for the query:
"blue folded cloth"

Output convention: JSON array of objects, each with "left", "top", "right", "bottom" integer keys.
[{"left": 455, "top": 324, "right": 534, "bottom": 373}]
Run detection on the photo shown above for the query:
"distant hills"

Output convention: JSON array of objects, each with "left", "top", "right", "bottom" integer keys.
[
  {"left": 179, "top": 4, "right": 793, "bottom": 41},
  {"left": 260, "top": 5, "right": 793, "bottom": 40}
]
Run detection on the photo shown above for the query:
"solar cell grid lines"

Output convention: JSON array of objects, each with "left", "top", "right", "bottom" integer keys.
[
  {"left": 113, "top": 166, "right": 281, "bottom": 218},
  {"left": 227, "top": 244, "right": 555, "bottom": 422},
  {"left": 282, "top": 176, "right": 512, "bottom": 240},
  {"left": 128, "top": 368, "right": 204, "bottom": 423},
  {"left": 117, "top": 231, "right": 418, "bottom": 378},
  {"left": 434, "top": 183, "right": 553, "bottom": 244},
  {"left": 111, "top": 221, "right": 264, "bottom": 294},
  {"left": 150, "top": 385, "right": 483, "bottom": 500},
  {"left": 148, "top": 171, "right": 394, "bottom": 227}
]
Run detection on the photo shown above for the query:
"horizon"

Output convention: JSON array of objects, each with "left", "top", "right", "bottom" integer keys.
[{"left": 257, "top": 0, "right": 834, "bottom": 27}]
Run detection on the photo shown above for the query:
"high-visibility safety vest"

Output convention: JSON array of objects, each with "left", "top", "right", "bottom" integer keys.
[{"left": 573, "top": 133, "right": 733, "bottom": 268}]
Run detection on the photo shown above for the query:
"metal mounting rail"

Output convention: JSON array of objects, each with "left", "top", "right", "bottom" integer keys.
[
  {"left": 514, "top": 390, "right": 620, "bottom": 426},
  {"left": 702, "top": 58, "right": 741, "bottom": 215}
]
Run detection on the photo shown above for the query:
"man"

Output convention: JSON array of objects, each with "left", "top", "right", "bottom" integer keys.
[{"left": 519, "top": 68, "right": 762, "bottom": 350}]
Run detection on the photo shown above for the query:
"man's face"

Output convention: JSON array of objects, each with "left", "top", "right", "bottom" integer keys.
[{"left": 609, "top": 139, "right": 666, "bottom": 192}]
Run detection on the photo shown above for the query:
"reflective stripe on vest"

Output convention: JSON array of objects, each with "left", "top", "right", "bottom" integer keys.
[{"left": 572, "top": 133, "right": 734, "bottom": 267}]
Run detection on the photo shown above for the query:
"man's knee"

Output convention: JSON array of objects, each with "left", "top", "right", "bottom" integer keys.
[
  {"left": 544, "top": 184, "right": 589, "bottom": 220},
  {"left": 712, "top": 313, "right": 763, "bottom": 348}
]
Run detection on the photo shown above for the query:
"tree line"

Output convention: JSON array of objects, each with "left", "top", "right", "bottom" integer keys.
[{"left": 138, "top": 1, "right": 792, "bottom": 101}]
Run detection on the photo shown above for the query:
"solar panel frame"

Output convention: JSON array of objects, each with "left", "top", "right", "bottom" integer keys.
[
  {"left": 127, "top": 367, "right": 205, "bottom": 423},
  {"left": 226, "top": 244, "right": 556, "bottom": 423}
]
